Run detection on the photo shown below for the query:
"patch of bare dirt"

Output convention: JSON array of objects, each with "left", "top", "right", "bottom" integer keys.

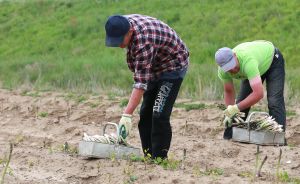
[{"left": 0, "top": 89, "right": 299, "bottom": 184}]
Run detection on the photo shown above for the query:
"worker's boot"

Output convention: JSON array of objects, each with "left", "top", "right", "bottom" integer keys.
[{"left": 223, "top": 127, "right": 233, "bottom": 140}]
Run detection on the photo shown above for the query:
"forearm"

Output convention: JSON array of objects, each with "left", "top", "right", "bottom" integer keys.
[
  {"left": 237, "top": 92, "right": 263, "bottom": 110},
  {"left": 124, "top": 88, "right": 145, "bottom": 114},
  {"left": 223, "top": 82, "right": 235, "bottom": 106},
  {"left": 237, "top": 76, "right": 264, "bottom": 111},
  {"left": 224, "top": 91, "right": 235, "bottom": 106}
]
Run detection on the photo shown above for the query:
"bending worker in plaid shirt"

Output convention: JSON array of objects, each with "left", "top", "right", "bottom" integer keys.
[{"left": 105, "top": 14, "right": 189, "bottom": 159}]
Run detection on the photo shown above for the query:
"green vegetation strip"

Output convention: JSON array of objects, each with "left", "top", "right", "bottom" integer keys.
[{"left": 0, "top": 0, "right": 300, "bottom": 99}]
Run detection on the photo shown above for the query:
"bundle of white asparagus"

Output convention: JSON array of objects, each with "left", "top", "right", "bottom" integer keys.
[
  {"left": 82, "top": 132, "right": 130, "bottom": 146},
  {"left": 83, "top": 133, "right": 118, "bottom": 144},
  {"left": 233, "top": 113, "right": 284, "bottom": 133}
]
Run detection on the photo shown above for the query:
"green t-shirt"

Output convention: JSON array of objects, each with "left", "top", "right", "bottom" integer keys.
[{"left": 218, "top": 40, "right": 275, "bottom": 83}]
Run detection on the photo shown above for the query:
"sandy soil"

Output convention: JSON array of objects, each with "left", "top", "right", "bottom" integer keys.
[{"left": 0, "top": 89, "right": 299, "bottom": 184}]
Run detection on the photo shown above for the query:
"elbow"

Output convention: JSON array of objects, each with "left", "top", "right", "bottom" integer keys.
[{"left": 258, "top": 90, "right": 264, "bottom": 100}]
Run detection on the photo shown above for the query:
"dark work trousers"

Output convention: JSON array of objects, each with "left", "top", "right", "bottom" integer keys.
[
  {"left": 138, "top": 78, "right": 183, "bottom": 159},
  {"left": 236, "top": 48, "right": 286, "bottom": 130}
]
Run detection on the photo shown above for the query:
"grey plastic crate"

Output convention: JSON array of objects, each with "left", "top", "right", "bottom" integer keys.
[
  {"left": 232, "top": 112, "right": 285, "bottom": 145},
  {"left": 79, "top": 123, "right": 141, "bottom": 159},
  {"left": 78, "top": 140, "right": 141, "bottom": 159}
]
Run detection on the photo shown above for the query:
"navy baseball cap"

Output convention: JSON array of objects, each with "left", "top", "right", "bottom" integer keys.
[
  {"left": 215, "top": 47, "right": 236, "bottom": 72},
  {"left": 105, "top": 15, "right": 130, "bottom": 47}
]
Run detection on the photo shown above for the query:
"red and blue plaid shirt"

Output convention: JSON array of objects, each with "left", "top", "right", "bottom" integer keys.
[{"left": 125, "top": 14, "right": 189, "bottom": 90}]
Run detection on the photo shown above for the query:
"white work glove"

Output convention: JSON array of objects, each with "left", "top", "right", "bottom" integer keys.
[
  {"left": 224, "top": 105, "right": 240, "bottom": 118},
  {"left": 118, "top": 114, "right": 132, "bottom": 140},
  {"left": 223, "top": 116, "right": 233, "bottom": 128}
]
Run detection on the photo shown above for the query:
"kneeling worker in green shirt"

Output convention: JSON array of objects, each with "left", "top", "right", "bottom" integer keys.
[{"left": 215, "top": 40, "right": 286, "bottom": 139}]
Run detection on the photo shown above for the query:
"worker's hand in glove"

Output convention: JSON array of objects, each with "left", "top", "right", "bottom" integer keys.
[
  {"left": 118, "top": 114, "right": 132, "bottom": 140},
  {"left": 224, "top": 104, "right": 240, "bottom": 118},
  {"left": 223, "top": 116, "right": 233, "bottom": 128}
]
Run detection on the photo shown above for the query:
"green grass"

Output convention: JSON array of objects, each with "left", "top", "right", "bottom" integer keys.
[
  {"left": 286, "top": 110, "right": 297, "bottom": 117},
  {"left": 0, "top": 0, "right": 300, "bottom": 99},
  {"left": 120, "top": 98, "right": 129, "bottom": 108},
  {"left": 64, "top": 93, "right": 87, "bottom": 103},
  {"left": 175, "top": 102, "right": 206, "bottom": 111},
  {"left": 277, "top": 171, "right": 300, "bottom": 183}
]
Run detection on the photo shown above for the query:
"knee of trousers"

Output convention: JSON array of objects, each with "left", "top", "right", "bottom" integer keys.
[
  {"left": 139, "top": 110, "right": 153, "bottom": 125},
  {"left": 152, "top": 120, "right": 172, "bottom": 133},
  {"left": 268, "top": 96, "right": 284, "bottom": 109},
  {"left": 138, "top": 120, "right": 151, "bottom": 130}
]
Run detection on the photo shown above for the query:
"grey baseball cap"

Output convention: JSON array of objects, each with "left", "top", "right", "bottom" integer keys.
[{"left": 215, "top": 47, "right": 236, "bottom": 72}]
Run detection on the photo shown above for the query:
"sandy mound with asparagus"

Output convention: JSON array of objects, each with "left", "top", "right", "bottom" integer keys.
[{"left": 0, "top": 89, "right": 299, "bottom": 184}]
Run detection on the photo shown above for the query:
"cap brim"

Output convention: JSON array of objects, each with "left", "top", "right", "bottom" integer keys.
[
  {"left": 221, "top": 57, "right": 236, "bottom": 72},
  {"left": 105, "top": 36, "right": 124, "bottom": 47}
]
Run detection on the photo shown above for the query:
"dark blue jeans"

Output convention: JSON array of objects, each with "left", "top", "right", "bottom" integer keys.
[
  {"left": 236, "top": 48, "right": 286, "bottom": 130},
  {"left": 138, "top": 78, "right": 183, "bottom": 159}
]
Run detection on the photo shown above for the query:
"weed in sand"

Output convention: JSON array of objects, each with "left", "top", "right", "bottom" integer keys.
[
  {"left": 129, "top": 152, "right": 180, "bottom": 170},
  {"left": 96, "top": 161, "right": 102, "bottom": 173},
  {"left": 153, "top": 157, "right": 181, "bottom": 170},
  {"left": 108, "top": 93, "right": 117, "bottom": 101},
  {"left": 48, "top": 143, "right": 78, "bottom": 155},
  {"left": 120, "top": 98, "right": 129, "bottom": 107},
  {"left": 288, "top": 143, "right": 296, "bottom": 150},
  {"left": 48, "top": 147, "right": 54, "bottom": 154},
  {"left": 64, "top": 93, "right": 75, "bottom": 101},
  {"left": 192, "top": 166, "right": 224, "bottom": 177},
  {"left": 123, "top": 165, "right": 138, "bottom": 184},
  {"left": 277, "top": 171, "right": 300, "bottom": 183},
  {"left": 123, "top": 177, "right": 138, "bottom": 184},
  {"left": 174, "top": 102, "right": 205, "bottom": 111},
  {"left": 129, "top": 154, "right": 143, "bottom": 162},
  {"left": 238, "top": 171, "right": 253, "bottom": 178},
  {"left": 28, "top": 160, "right": 34, "bottom": 168},
  {"left": 38, "top": 111, "right": 48, "bottom": 117},
  {"left": 88, "top": 102, "right": 99, "bottom": 108},
  {"left": 278, "top": 171, "right": 290, "bottom": 182},
  {"left": 0, "top": 158, "right": 13, "bottom": 177},
  {"left": 76, "top": 95, "right": 87, "bottom": 103},
  {"left": 109, "top": 152, "right": 122, "bottom": 166},
  {"left": 143, "top": 153, "right": 152, "bottom": 170},
  {"left": 13, "top": 134, "right": 24, "bottom": 145},
  {"left": 109, "top": 152, "right": 117, "bottom": 162},
  {"left": 1, "top": 143, "right": 14, "bottom": 184},
  {"left": 204, "top": 168, "right": 224, "bottom": 176},
  {"left": 64, "top": 93, "right": 87, "bottom": 103},
  {"left": 192, "top": 166, "right": 202, "bottom": 177},
  {"left": 129, "top": 175, "right": 138, "bottom": 182},
  {"left": 64, "top": 145, "right": 78, "bottom": 155},
  {"left": 20, "top": 90, "right": 41, "bottom": 97},
  {"left": 272, "top": 149, "right": 300, "bottom": 183}
]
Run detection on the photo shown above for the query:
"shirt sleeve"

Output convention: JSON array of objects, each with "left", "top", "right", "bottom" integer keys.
[
  {"left": 244, "top": 60, "right": 260, "bottom": 80},
  {"left": 131, "top": 43, "right": 155, "bottom": 90},
  {"left": 218, "top": 67, "right": 233, "bottom": 83}
]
